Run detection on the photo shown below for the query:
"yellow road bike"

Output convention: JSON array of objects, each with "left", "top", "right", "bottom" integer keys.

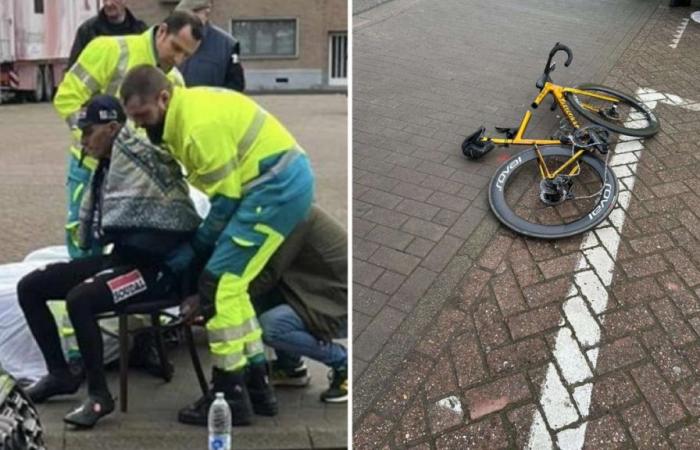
[{"left": 462, "top": 43, "right": 659, "bottom": 239}]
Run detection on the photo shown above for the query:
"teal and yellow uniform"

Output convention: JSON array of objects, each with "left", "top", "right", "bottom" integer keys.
[
  {"left": 163, "top": 86, "right": 314, "bottom": 372},
  {"left": 54, "top": 28, "right": 184, "bottom": 258}
]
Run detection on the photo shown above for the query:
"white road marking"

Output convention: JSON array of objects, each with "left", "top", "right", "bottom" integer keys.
[
  {"left": 526, "top": 89, "right": 700, "bottom": 448},
  {"left": 669, "top": 18, "right": 689, "bottom": 48}
]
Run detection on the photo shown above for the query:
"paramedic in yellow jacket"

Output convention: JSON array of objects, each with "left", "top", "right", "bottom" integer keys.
[
  {"left": 54, "top": 11, "right": 203, "bottom": 258},
  {"left": 120, "top": 66, "right": 315, "bottom": 426}
]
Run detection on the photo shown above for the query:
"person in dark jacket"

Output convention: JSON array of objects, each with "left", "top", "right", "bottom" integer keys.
[
  {"left": 250, "top": 206, "right": 348, "bottom": 403},
  {"left": 175, "top": 0, "right": 245, "bottom": 91},
  {"left": 67, "top": 0, "right": 147, "bottom": 68}
]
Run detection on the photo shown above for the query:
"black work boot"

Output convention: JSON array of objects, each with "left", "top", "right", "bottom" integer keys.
[
  {"left": 25, "top": 371, "right": 82, "bottom": 403},
  {"left": 178, "top": 368, "right": 253, "bottom": 426},
  {"left": 63, "top": 394, "right": 115, "bottom": 428},
  {"left": 246, "top": 362, "right": 278, "bottom": 416}
]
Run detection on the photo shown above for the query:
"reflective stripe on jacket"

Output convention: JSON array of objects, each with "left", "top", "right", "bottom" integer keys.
[{"left": 162, "top": 86, "right": 300, "bottom": 201}]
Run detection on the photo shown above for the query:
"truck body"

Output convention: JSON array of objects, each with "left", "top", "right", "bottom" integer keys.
[{"left": 0, "top": 0, "right": 99, "bottom": 102}]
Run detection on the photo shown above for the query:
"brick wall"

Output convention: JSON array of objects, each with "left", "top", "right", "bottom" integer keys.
[{"left": 126, "top": 0, "right": 347, "bottom": 73}]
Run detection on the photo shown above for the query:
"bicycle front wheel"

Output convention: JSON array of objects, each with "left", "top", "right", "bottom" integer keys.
[
  {"left": 489, "top": 146, "right": 618, "bottom": 239},
  {"left": 565, "top": 84, "right": 659, "bottom": 137}
]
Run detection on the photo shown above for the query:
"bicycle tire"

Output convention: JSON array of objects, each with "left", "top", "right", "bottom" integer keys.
[
  {"left": 488, "top": 146, "right": 618, "bottom": 239},
  {"left": 565, "top": 84, "right": 659, "bottom": 137}
]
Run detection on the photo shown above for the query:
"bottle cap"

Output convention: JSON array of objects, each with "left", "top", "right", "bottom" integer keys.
[{"left": 215, "top": 392, "right": 225, "bottom": 399}]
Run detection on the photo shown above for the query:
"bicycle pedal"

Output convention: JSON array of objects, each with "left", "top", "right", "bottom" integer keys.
[{"left": 495, "top": 126, "right": 517, "bottom": 139}]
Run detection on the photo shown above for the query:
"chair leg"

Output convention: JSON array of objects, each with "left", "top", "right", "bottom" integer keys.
[
  {"left": 150, "top": 313, "right": 172, "bottom": 382},
  {"left": 184, "top": 325, "right": 208, "bottom": 395},
  {"left": 119, "top": 314, "right": 128, "bottom": 413}
]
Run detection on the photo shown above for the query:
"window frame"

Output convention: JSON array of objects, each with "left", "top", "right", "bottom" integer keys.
[
  {"left": 34, "top": 0, "right": 44, "bottom": 14},
  {"left": 230, "top": 17, "right": 299, "bottom": 60}
]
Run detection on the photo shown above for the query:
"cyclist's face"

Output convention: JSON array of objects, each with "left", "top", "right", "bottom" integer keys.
[{"left": 81, "top": 122, "right": 119, "bottom": 159}]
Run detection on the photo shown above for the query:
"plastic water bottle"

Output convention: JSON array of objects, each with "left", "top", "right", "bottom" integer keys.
[{"left": 208, "top": 392, "right": 231, "bottom": 450}]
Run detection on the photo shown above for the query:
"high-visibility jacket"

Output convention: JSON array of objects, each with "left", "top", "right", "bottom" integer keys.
[
  {"left": 54, "top": 28, "right": 185, "bottom": 169},
  {"left": 162, "top": 86, "right": 303, "bottom": 250}
]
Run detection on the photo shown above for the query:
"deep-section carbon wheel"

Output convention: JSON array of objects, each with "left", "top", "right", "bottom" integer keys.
[
  {"left": 488, "top": 146, "right": 618, "bottom": 239},
  {"left": 565, "top": 84, "right": 659, "bottom": 137}
]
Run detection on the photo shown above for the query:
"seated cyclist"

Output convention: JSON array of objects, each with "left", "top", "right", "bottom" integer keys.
[{"left": 17, "top": 95, "right": 201, "bottom": 428}]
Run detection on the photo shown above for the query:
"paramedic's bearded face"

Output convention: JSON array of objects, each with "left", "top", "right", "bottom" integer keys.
[
  {"left": 124, "top": 91, "right": 170, "bottom": 145},
  {"left": 155, "top": 24, "right": 200, "bottom": 72},
  {"left": 103, "top": 0, "right": 127, "bottom": 23}
]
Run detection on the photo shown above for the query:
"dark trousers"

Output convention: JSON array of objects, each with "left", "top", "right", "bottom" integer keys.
[{"left": 17, "top": 255, "right": 170, "bottom": 398}]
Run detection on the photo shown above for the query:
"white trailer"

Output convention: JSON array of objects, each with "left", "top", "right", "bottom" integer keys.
[{"left": 0, "top": 0, "right": 99, "bottom": 103}]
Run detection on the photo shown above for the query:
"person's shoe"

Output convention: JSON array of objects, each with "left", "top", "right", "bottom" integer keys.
[
  {"left": 271, "top": 361, "right": 311, "bottom": 387},
  {"left": 25, "top": 371, "right": 82, "bottom": 404},
  {"left": 246, "top": 362, "right": 278, "bottom": 416},
  {"left": 63, "top": 395, "right": 115, "bottom": 428},
  {"left": 178, "top": 368, "right": 253, "bottom": 426},
  {"left": 320, "top": 367, "right": 348, "bottom": 403}
]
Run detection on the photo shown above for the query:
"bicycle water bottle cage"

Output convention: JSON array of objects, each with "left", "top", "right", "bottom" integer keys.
[{"left": 462, "top": 127, "right": 495, "bottom": 160}]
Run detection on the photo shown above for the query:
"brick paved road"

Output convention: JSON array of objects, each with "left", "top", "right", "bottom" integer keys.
[{"left": 353, "top": 0, "right": 700, "bottom": 447}]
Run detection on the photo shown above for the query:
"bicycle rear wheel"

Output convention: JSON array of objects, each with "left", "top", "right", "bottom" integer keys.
[
  {"left": 489, "top": 146, "right": 618, "bottom": 239},
  {"left": 565, "top": 84, "right": 659, "bottom": 137}
]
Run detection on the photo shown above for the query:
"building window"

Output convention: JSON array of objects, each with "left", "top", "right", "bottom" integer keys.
[
  {"left": 231, "top": 19, "right": 298, "bottom": 59},
  {"left": 329, "top": 32, "right": 347, "bottom": 86},
  {"left": 34, "top": 0, "right": 44, "bottom": 14}
]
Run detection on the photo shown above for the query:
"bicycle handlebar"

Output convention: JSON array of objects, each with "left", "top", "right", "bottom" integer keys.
[{"left": 536, "top": 42, "right": 573, "bottom": 90}]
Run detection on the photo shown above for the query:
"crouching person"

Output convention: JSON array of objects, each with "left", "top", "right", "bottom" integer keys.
[
  {"left": 251, "top": 205, "right": 348, "bottom": 403},
  {"left": 17, "top": 95, "right": 201, "bottom": 428}
]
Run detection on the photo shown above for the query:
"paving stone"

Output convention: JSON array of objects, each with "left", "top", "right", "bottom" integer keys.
[
  {"left": 354, "top": 306, "right": 406, "bottom": 362},
  {"left": 459, "top": 267, "right": 492, "bottom": 310},
  {"left": 649, "top": 298, "right": 696, "bottom": 346},
  {"left": 401, "top": 217, "right": 448, "bottom": 242},
  {"left": 611, "top": 277, "right": 665, "bottom": 306},
  {"left": 464, "top": 374, "right": 531, "bottom": 420},
  {"left": 538, "top": 253, "right": 582, "bottom": 280},
  {"left": 434, "top": 416, "right": 508, "bottom": 450},
  {"left": 601, "top": 305, "right": 656, "bottom": 340},
  {"left": 428, "top": 398, "right": 465, "bottom": 435},
  {"left": 427, "top": 191, "right": 469, "bottom": 212},
  {"left": 373, "top": 355, "right": 434, "bottom": 418},
  {"left": 630, "top": 363, "right": 687, "bottom": 428},
  {"left": 424, "top": 354, "right": 459, "bottom": 402},
  {"left": 369, "top": 246, "right": 421, "bottom": 276},
  {"left": 405, "top": 237, "right": 436, "bottom": 258},
  {"left": 491, "top": 268, "right": 528, "bottom": 317},
  {"left": 621, "top": 254, "right": 668, "bottom": 278},
  {"left": 353, "top": 413, "right": 393, "bottom": 450},
  {"left": 522, "top": 277, "right": 571, "bottom": 308},
  {"left": 372, "top": 270, "right": 406, "bottom": 295},
  {"left": 593, "top": 337, "right": 646, "bottom": 375},
  {"left": 628, "top": 233, "right": 675, "bottom": 255},
  {"left": 389, "top": 267, "right": 438, "bottom": 313},
  {"left": 354, "top": 283, "right": 389, "bottom": 316},
  {"left": 415, "top": 307, "right": 469, "bottom": 357},
  {"left": 507, "top": 303, "right": 562, "bottom": 340},
  {"left": 394, "top": 398, "right": 430, "bottom": 447},
  {"left": 621, "top": 402, "right": 671, "bottom": 450},
  {"left": 354, "top": 237, "right": 379, "bottom": 260},
  {"left": 433, "top": 209, "right": 461, "bottom": 228},
  {"left": 421, "top": 235, "right": 462, "bottom": 273},
  {"left": 354, "top": 259, "right": 385, "bottom": 287},
  {"left": 366, "top": 224, "right": 415, "bottom": 251},
  {"left": 676, "top": 379, "right": 700, "bottom": 417},
  {"left": 669, "top": 422, "right": 700, "bottom": 450},
  {"left": 506, "top": 404, "right": 540, "bottom": 450},
  {"left": 364, "top": 205, "right": 410, "bottom": 227},
  {"left": 477, "top": 234, "right": 513, "bottom": 270},
  {"left": 580, "top": 414, "right": 629, "bottom": 450},
  {"left": 640, "top": 327, "right": 693, "bottom": 384},
  {"left": 485, "top": 337, "right": 549, "bottom": 375},
  {"left": 451, "top": 332, "right": 487, "bottom": 389},
  {"left": 360, "top": 187, "right": 404, "bottom": 209},
  {"left": 665, "top": 248, "right": 700, "bottom": 287},
  {"left": 395, "top": 198, "right": 441, "bottom": 221},
  {"left": 588, "top": 372, "right": 639, "bottom": 416}
]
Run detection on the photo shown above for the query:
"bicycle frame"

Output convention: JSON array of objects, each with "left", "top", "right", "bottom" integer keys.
[{"left": 482, "top": 82, "right": 620, "bottom": 179}]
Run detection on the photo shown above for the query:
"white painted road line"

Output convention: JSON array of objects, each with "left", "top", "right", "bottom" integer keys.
[
  {"left": 526, "top": 88, "right": 700, "bottom": 449},
  {"left": 669, "top": 18, "right": 689, "bottom": 48}
]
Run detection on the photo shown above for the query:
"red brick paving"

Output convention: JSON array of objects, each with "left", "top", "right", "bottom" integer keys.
[{"left": 353, "top": 2, "right": 700, "bottom": 448}]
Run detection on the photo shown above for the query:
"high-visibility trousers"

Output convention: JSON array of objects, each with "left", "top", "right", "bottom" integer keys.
[{"left": 203, "top": 152, "right": 314, "bottom": 372}]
